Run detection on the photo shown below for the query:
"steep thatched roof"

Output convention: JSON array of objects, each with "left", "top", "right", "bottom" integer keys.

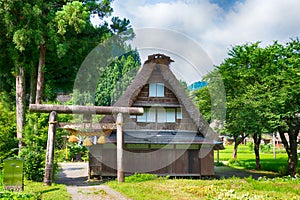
[{"left": 101, "top": 54, "right": 217, "bottom": 139}]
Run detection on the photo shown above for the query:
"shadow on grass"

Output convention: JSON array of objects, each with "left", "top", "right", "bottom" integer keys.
[
  {"left": 228, "top": 157, "right": 292, "bottom": 173},
  {"left": 40, "top": 187, "right": 60, "bottom": 194},
  {"left": 214, "top": 165, "right": 280, "bottom": 179}
]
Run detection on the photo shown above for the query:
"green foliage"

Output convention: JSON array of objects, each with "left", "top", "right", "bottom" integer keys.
[
  {"left": 193, "top": 86, "right": 212, "bottom": 122},
  {"left": 23, "top": 113, "right": 49, "bottom": 148},
  {"left": 248, "top": 142, "right": 254, "bottom": 151},
  {"left": 228, "top": 158, "right": 243, "bottom": 167},
  {"left": 95, "top": 51, "right": 140, "bottom": 106},
  {"left": 0, "top": 0, "right": 134, "bottom": 104},
  {"left": 214, "top": 161, "right": 225, "bottom": 166},
  {"left": 19, "top": 146, "right": 45, "bottom": 182},
  {"left": 20, "top": 111, "right": 72, "bottom": 181},
  {"left": 56, "top": 1, "right": 90, "bottom": 36},
  {"left": 260, "top": 144, "right": 271, "bottom": 153},
  {"left": 0, "top": 103, "right": 18, "bottom": 169},
  {"left": 24, "top": 112, "right": 71, "bottom": 149},
  {"left": 0, "top": 192, "right": 40, "bottom": 200},
  {"left": 206, "top": 40, "right": 300, "bottom": 174},
  {"left": 125, "top": 173, "right": 159, "bottom": 183},
  {"left": 67, "top": 143, "right": 88, "bottom": 162}
]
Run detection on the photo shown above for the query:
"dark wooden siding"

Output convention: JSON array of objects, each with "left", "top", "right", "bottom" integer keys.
[{"left": 89, "top": 144, "right": 214, "bottom": 177}]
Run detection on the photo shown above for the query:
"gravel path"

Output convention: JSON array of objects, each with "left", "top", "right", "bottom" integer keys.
[{"left": 55, "top": 162, "right": 130, "bottom": 200}]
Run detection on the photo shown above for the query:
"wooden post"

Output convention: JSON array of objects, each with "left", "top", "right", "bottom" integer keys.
[
  {"left": 44, "top": 111, "right": 57, "bottom": 186},
  {"left": 116, "top": 113, "right": 124, "bottom": 182}
]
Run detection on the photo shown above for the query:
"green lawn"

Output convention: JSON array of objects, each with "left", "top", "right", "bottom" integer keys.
[
  {"left": 107, "top": 145, "right": 300, "bottom": 200},
  {"left": 215, "top": 144, "right": 298, "bottom": 174},
  {"left": 107, "top": 175, "right": 300, "bottom": 200},
  {"left": 1, "top": 144, "right": 299, "bottom": 199},
  {"left": 0, "top": 172, "right": 71, "bottom": 200}
]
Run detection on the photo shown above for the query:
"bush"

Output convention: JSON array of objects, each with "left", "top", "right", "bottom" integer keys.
[
  {"left": 67, "top": 143, "right": 88, "bottom": 162},
  {"left": 0, "top": 103, "right": 18, "bottom": 169},
  {"left": 0, "top": 192, "right": 40, "bottom": 200},
  {"left": 125, "top": 173, "right": 159, "bottom": 183},
  {"left": 215, "top": 162, "right": 225, "bottom": 166},
  {"left": 19, "top": 146, "right": 45, "bottom": 182},
  {"left": 228, "top": 158, "right": 243, "bottom": 167},
  {"left": 248, "top": 142, "right": 254, "bottom": 151},
  {"left": 260, "top": 144, "right": 272, "bottom": 153}
]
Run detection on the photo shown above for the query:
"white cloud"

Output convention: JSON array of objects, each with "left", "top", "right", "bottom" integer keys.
[{"left": 112, "top": 0, "right": 300, "bottom": 71}]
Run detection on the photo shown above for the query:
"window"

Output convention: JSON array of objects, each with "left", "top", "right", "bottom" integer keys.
[
  {"left": 136, "top": 107, "right": 180, "bottom": 123},
  {"left": 157, "top": 108, "right": 166, "bottom": 123},
  {"left": 137, "top": 108, "right": 155, "bottom": 122},
  {"left": 147, "top": 107, "right": 156, "bottom": 122},
  {"left": 149, "top": 83, "right": 164, "bottom": 97},
  {"left": 137, "top": 109, "right": 147, "bottom": 122},
  {"left": 176, "top": 108, "right": 182, "bottom": 119},
  {"left": 166, "top": 108, "right": 176, "bottom": 122}
]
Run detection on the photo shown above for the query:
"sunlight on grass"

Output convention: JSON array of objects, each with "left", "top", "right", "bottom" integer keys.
[
  {"left": 214, "top": 144, "right": 299, "bottom": 174},
  {"left": 107, "top": 175, "right": 300, "bottom": 200},
  {"left": 0, "top": 173, "right": 71, "bottom": 200}
]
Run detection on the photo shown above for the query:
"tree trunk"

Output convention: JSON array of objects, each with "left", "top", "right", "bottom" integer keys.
[
  {"left": 278, "top": 125, "right": 299, "bottom": 176},
  {"left": 29, "top": 65, "right": 37, "bottom": 104},
  {"left": 232, "top": 134, "right": 248, "bottom": 159},
  {"left": 16, "top": 66, "right": 26, "bottom": 154},
  {"left": 36, "top": 44, "right": 46, "bottom": 104},
  {"left": 232, "top": 142, "right": 239, "bottom": 159},
  {"left": 253, "top": 133, "right": 261, "bottom": 170},
  {"left": 287, "top": 126, "right": 299, "bottom": 176}
]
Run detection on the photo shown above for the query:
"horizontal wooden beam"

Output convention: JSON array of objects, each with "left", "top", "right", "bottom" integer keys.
[
  {"left": 29, "top": 104, "right": 143, "bottom": 115},
  {"left": 58, "top": 122, "right": 117, "bottom": 130}
]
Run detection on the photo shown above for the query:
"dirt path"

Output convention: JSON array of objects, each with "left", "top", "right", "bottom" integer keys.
[{"left": 55, "top": 162, "right": 130, "bottom": 200}]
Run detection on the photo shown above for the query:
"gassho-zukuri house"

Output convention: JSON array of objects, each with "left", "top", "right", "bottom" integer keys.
[{"left": 88, "top": 54, "right": 221, "bottom": 178}]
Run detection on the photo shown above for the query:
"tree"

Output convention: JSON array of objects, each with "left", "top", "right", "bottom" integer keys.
[
  {"left": 0, "top": 0, "right": 133, "bottom": 152},
  {"left": 212, "top": 40, "right": 300, "bottom": 174},
  {"left": 262, "top": 40, "right": 300, "bottom": 175},
  {"left": 95, "top": 50, "right": 141, "bottom": 106}
]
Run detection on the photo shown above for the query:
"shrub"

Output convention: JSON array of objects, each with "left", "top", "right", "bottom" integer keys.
[
  {"left": 260, "top": 144, "right": 272, "bottom": 153},
  {"left": 0, "top": 192, "right": 40, "bottom": 200},
  {"left": 228, "top": 158, "right": 243, "bottom": 167},
  {"left": 0, "top": 103, "right": 18, "bottom": 169},
  {"left": 248, "top": 142, "right": 254, "bottom": 151},
  {"left": 215, "top": 162, "right": 225, "bottom": 166},
  {"left": 125, "top": 173, "right": 159, "bottom": 182},
  {"left": 67, "top": 143, "right": 88, "bottom": 162},
  {"left": 19, "top": 146, "right": 45, "bottom": 182}
]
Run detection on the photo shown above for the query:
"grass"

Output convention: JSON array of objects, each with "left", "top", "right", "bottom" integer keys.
[
  {"left": 0, "top": 172, "right": 71, "bottom": 200},
  {"left": 107, "top": 174, "right": 300, "bottom": 200},
  {"left": 107, "top": 145, "right": 300, "bottom": 199},
  {"left": 215, "top": 144, "right": 299, "bottom": 174}
]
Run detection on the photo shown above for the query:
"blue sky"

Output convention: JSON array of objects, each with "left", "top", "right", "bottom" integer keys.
[
  {"left": 209, "top": 0, "right": 244, "bottom": 10},
  {"left": 106, "top": 0, "right": 300, "bottom": 83}
]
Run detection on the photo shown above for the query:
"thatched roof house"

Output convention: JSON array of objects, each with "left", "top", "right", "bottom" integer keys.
[{"left": 88, "top": 54, "right": 220, "bottom": 178}]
